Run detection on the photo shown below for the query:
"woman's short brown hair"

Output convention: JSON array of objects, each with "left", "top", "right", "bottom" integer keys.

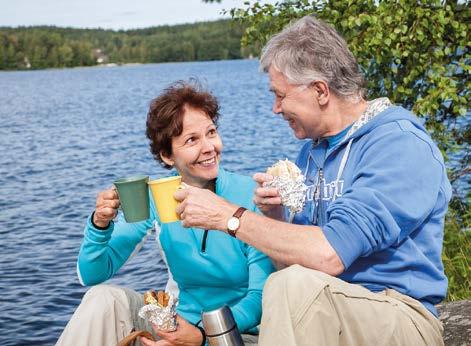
[{"left": 146, "top": 80, "right": 220, "bottom": 169}]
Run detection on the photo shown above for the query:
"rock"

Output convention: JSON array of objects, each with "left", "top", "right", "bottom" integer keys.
[{"left": 437, "top": 300, "right": 471, "bottom": 346}]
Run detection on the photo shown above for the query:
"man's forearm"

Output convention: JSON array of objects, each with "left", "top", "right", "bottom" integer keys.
[
  {"left": 174, "top": 185, "right": 344, "bottom": 275},
  {"left": 235, "top": 211, "right": 345, "bottom": 276}
]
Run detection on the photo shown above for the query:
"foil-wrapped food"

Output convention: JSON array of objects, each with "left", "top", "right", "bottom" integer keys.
[
  {"left": 138, "top": 290, "right": 178, "bottom": 332},
  {"left": 265, "top": 159, "right": 307, "bottom": 216}
]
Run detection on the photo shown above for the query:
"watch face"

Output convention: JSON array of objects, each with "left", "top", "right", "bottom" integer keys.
[{"left": 227, "top": 217, "right": 240, "bottom": 231}]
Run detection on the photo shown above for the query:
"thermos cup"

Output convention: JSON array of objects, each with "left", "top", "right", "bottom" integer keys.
[{"left": 201, "top": 305, "right": 245, "bottom": 346}]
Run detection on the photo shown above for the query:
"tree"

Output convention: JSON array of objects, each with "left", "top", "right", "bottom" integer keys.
[
  {"left": 230, "top": 0, "right": 470, "bottom": 300},
  {"left": 0, "top": 19, "right": 247, "bottom": 70},
  {"left": 58, "top": 44, "right": 74, "bottom": 67},
  {"left": 232, "top": 1, "right": 469, "bottom": 164},
  {"left": 231, "top": 0, "right": 469, "bottom": 187},
  {"left": 5, "top": 43, "right": 17, "bottom": 69}
]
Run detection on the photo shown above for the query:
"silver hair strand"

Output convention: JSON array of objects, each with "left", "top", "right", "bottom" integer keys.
[{"left": 260, "top": 15, "right": 366, "bottom": 102}]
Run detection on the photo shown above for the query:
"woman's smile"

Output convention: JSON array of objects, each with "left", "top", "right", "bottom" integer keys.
[{"left": 196, "top": 156, "right": 217, "bottom": 167}]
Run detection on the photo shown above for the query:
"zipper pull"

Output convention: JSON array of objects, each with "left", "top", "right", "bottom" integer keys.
[{"left": 201, "top": 229, "right": 209, "bottom": 253}]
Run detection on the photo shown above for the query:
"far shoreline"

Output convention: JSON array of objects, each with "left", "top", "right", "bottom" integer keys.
[
  {"left": 0, "top": 58, "right": 259, "bottom": 73},
  {"left": 0, "top": 20, "right": 259, "bottom": 72}
]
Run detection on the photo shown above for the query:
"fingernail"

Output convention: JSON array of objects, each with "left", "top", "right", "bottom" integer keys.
[{"left": 178, "top": 182, "right": 189, "bottom": 189}]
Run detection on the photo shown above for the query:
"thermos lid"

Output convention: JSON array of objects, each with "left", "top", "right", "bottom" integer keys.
[{"left": 201, "top": 305, "right": 236, "bottom": 336}]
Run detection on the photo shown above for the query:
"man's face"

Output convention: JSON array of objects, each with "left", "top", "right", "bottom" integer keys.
[{"left": 268, "top": 66, "right": 327, "bottom": 140}]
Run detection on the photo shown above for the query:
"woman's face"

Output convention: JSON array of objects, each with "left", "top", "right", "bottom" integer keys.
[{"left": 161, "top": 107, "right": 222, "bottom": 188}]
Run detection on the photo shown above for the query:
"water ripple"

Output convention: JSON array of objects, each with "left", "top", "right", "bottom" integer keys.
[
  {"left": 0, "top": 60, "right": 303, "bottom": 345},
  {"left": 0, "top": 59, "right": 465, "bottom": 345}
]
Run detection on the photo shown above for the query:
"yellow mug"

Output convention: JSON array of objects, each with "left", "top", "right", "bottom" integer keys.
[{"left": 148, "top": 176, "right": 182, "bottom": 223}]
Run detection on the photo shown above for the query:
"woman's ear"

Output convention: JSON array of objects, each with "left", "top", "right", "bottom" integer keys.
[{"left": 160, "top": 150, "right": 174, "bottom": 167}]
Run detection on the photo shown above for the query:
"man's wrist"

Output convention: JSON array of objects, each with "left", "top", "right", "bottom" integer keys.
[
  {"left": 227, "top": 207, "right": 247, "bottom": 238},
  {"left": 220, "top": 204, "right": 242, "bottom": 233}
]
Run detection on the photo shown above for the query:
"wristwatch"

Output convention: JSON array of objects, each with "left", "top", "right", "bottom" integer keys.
[{"left": 227, "top": 207, "right": 247, "bottom": 237}]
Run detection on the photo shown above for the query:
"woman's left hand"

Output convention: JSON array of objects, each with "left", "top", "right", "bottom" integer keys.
[{"left": 140, "top": 315, "right": 204, "bottom": 346}]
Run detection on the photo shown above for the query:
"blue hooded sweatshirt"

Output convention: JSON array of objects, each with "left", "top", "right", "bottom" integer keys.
[{"left": 293, "top": 98, "right": 451, "bottom": 317}]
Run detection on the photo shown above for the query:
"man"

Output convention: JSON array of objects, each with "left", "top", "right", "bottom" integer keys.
[{"left": 175, "top": 15, "right": 451, "bottom": 345}]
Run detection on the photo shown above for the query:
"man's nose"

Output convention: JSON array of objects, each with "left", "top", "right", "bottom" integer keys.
[{"left": 272, "top": 99, "right": 282, "bottom": 114}]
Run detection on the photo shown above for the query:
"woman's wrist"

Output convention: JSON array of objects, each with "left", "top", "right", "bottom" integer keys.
[
  {"left": 195, "top": 325, "right": 206, "bottom": 346},
  {"left": 91, "top": 211, "right": 111, "bottom": 230}
]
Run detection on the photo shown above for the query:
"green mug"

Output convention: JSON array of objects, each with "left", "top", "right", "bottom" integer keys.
[{"left": 113, "top": 175, "right": 150, "bottom": 223}]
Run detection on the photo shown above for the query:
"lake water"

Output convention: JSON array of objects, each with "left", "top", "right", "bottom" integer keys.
[
  {"left": 0, "top": 59, "right": 467, "bottom": 345},
  {"left": 0, "top": 59, "right": 303, "bottom": 345}
]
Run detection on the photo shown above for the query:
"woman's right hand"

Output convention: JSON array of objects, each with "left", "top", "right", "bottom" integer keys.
[
  {"left": 253, "top": 172, "right": 285, "bottom": 220},
  {"left": 93, "top": 187, "right": 120, "bottom": 228}
]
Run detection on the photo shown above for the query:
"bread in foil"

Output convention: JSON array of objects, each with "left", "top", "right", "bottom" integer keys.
[
  {"left": 138, "top": 290, "right": 178, "bottom": 332},
  {"left": 265, "top": 159, "right": 307, "bottom": 215}
]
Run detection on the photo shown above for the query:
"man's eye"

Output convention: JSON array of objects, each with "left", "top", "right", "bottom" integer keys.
[{"left": 208, "top": 128, "right": 217, "bottom": 136}]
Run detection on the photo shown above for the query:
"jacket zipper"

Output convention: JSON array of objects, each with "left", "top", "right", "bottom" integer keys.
[{"left": 201, "top": 230, "right": 209, "bottom": 253}]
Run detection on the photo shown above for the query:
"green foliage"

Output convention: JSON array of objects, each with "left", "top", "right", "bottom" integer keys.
[
  {"left": 443, "top": 197, "right": 471, "bottom": 300},
  {"left": 230, "top": 0, "right": 470, "bottom": 300},
  {"left": 0, "top": 20, "right": 248, "bottom": 70},
  {"left": 231, "top": 0, "right": 469, "bottom": 157}
]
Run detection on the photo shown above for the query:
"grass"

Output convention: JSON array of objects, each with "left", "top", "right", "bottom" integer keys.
[{"left": 443, "top": 197, "right": 471, "bottom": 301}]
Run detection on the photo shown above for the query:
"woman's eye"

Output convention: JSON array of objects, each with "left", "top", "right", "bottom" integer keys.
[
  {"left": 185, "top": 137, "right": 196, "bottom": 144},
  {"left": 208, "top": 128, "right": 217, "bottom": 136}
]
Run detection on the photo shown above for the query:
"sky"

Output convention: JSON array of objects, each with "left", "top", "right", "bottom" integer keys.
[{"left": 0, "top": 0, "right": 274, "bottom": 30}]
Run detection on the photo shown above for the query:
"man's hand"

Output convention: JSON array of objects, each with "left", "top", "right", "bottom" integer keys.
[
  {"left": 253, "top": 173, "right": 285, "bottom": 220},
  {"left": 140, "top": 315, "right": 203, "bottom": 346},
  {"left": 174, "top": 185, "right": 236, "bottom": 231}
]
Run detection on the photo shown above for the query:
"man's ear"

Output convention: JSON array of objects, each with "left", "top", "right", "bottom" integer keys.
[
  {"left": 312, "top": 81, "right": 329, "bottom": 106},
  {"left": 160, "top": 151, "right": 174, "bottom": 167}
]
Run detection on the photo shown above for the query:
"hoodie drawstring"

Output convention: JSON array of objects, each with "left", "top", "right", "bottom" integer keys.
[{"left": 332, "top": 139, "right": 353, "bottom": 201}]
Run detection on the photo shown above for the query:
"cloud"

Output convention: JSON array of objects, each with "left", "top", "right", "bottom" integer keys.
[{"left": 119, "top": 11, "right": 138, "bottom": 17}]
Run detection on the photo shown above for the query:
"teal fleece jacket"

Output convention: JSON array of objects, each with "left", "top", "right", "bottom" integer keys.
[{"left": 77, "top": 167, "right": 275, "bottom": 333}]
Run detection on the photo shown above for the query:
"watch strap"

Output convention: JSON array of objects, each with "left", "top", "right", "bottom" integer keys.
[
  {"left": 233, "top": 206, "right": 247, "bottom": 219},
  {"left": 228, "top": 207, "right": 247, "bottom": 238}
]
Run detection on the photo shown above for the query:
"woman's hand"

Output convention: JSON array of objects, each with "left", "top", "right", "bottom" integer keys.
[
  {"left": 93, "top": 187, "right": 120, "bottom": 228},
  {"left": 140, "top": 315, "right": 204, "bottom": 346},
  {"left": 253, "top": 173, "right": 285, "bottom": 220}
]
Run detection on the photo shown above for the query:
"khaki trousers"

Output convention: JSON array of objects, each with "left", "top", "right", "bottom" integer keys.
[
  {"left": 259, "top": 265, "right": 444, "bottom": 346},
  {"left": 56, "top": 284, "right": 155, "bottom": 346},
  {"left": 56, "top": 284, "right": 260, "bottom": 346}
]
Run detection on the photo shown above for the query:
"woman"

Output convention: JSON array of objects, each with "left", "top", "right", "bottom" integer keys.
[{"left": 57, "top": 81, "right": 274, "bottom": 346}]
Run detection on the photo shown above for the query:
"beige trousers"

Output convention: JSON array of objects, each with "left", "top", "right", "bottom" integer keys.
[
  {"left": 56, "top": 284, "right": 154, "bottom": 346},
  {"left": 56, "top": 284, "right": 260, "bottom": 346},
  {"left": 259, "top": 265, "right": 444, "bottom": 346}
]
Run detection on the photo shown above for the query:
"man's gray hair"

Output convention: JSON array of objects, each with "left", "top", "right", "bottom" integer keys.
[{"left": 260, "top": 15, "right": 366, "bottom": 102}]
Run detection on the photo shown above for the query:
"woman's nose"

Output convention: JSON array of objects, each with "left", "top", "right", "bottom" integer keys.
[{"left": 201, "top": 137, "right": 215, "bottom": 152}]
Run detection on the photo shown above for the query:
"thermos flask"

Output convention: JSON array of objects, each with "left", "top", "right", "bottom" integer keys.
[{"left": 201, "top": 305, "right": 245, "bottom": 346}]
